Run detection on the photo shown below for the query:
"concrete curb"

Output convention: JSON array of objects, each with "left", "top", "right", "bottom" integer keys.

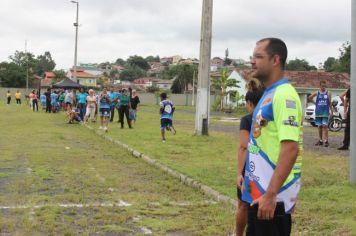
[{"left": 84, "top": 124, "right": 237, "bottom": 209}]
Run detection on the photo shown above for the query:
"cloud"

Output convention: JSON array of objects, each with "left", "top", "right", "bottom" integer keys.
[{"left": 0, "top": 0, "right": 351, "bottom": 69}]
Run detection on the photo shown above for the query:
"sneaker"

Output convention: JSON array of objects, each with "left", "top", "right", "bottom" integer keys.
[
  {"left": 104, "top": 127, "right": 108, "bottom": 132},
  {"left": 324, "top": 141, "right": 329, "bottom": 147},
  {"left": 162, "top": 139, "right": 166, "bottom": 143},
  {"left": 315, "top": 140, "right": 323, "bottom": 146},
  {"left": 99, "top": 126, "right": 103, "bottom": 130},
  {"left": 338, "top": 146, "right": 348, "bottom": 150}
]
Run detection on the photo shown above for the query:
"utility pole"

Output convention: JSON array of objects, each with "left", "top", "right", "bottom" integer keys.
[
  {"left": 350, "top": 0, "right": 356, "bottom": 184},
  {"left": 71, "top": 1, "right": 79, "bottom": 83},
  {"left": 195, "top": 0, "right": 213, "bottom": 135},
  {"left": 25, "top": 40, "right": 29, "bottom": 93},
  {"left": 192, "top": 70, "right": 196, "bottom": 106}
]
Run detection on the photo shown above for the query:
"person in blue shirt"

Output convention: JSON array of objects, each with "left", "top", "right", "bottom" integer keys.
[
  {"left": 159, "top": 93, "right": 176, "bottom": 142},
  {"left": 99, "top": 88, "right": 111, "bottom": 132},
  {"left": 77, "top": 87, "right": 88, "bottom": 121},
  {"left": 40, "top": 93, "right": 46, "bottom": 110},
  {"left": 50, "top": 90, "right": 59, "bottom": 113},
  {"left": 308, "top": 81, "right": 333, "bottom": 147},
  {"left": 109, "top": 87, "right": 119, "bottom": 122}
]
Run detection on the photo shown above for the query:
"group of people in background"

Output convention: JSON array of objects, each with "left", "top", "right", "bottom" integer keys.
[{"left": 37, "top": 87, "right": 141, "bottom": 133}]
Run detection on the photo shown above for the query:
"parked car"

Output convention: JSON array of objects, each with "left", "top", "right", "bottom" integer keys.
[{"left": 304, "top": 96, "right": 345, "bottom": 127}]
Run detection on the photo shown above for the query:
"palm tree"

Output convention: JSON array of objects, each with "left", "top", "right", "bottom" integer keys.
[{"left": 212, "top": 68, "right": 240, "bottom": 110}]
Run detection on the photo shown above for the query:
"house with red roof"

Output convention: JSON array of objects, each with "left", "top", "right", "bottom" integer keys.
[
  {"left": 40, "top": 71, "right": 56, "bottom": 88},
  {"left": 67, "top": 69, "right": 98, "bottom": 87}
]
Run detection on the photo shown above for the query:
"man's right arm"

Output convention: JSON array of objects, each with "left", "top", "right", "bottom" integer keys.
[{"left": 308, "top": 92, "right": 316, "bottom": 101}]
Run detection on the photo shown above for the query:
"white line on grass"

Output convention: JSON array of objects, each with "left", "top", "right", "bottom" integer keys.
[{"left": 0, "top": 200, "right": 132, "bottom": 210}]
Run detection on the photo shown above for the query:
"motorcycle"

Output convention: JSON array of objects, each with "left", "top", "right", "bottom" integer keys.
[{"left": 328, "top": 100, "right": 346, "bottom": 132}]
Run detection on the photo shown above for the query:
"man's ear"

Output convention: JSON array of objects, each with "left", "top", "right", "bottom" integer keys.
[{"left": 272, "top": 55, "right": 281, "bottom": 67}]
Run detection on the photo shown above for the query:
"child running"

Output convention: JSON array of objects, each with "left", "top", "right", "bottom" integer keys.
[
  {"left": 99, "top": 88, "right": 111, "bottom": 132},
  {"left": 159, "top": 93, "right": 176, "bottom": 142}
]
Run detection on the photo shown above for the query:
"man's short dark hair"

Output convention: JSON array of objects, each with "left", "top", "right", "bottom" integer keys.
[
  {"left": 258, "top": 38, "right": 288, "bottom": 69},
  {"left": 160, "top": 93, "right": 167, "bottom": 99}
]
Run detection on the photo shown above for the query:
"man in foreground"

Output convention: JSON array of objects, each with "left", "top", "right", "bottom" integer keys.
[{"left": 242, "top": 38, "right": 303, "bottom": 236}]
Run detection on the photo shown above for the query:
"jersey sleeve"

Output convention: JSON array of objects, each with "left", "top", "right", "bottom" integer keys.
[
  {"left": 159, "top": 101, "right": 164, "bottom": 107},
  {"left": 272, "top": 88, "right": 301, "bottom": 142}
]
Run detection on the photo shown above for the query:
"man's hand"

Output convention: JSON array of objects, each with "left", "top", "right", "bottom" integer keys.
[{"left": 251, "top": 192, "right": 277, "bottom": 220}]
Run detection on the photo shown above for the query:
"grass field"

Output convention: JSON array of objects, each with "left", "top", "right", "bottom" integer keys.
[
  {"left": 0, "top": 103, "right": 235, "bottom": 235},
  {"left": 85, "top": 104, "right": 356, "bottom": 235},
  {"left": 1, "top": 102, "right": 355, "bottom": 235}
]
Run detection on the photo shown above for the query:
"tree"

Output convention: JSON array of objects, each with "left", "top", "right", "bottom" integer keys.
[
  {"left": 169, "top": 64, "right": 197, "bottom": 93},
  {"left": 53, "top": 69, "right": 66, "bottom": 84},
  {"left": 212, "top": 68, "right": 240, "bottom": 110},
  {"left": 323, "top": 57, "right": 337, "bottom": 72},
  {"left": 145, "top": 55, "right": 160, "bottom": 63},
  {"left": 119, "top": 65, "right": 146, "bottom": 81},
  {"left": 286, "top": 58, "right": 317, "bottom": 71},
  {"left": 127, "top": 55, "right": 150, "bottom": 71},
  {"left": 338, "top": 41, "right": 351, "bottom": 74},
  {"left": 115, "top": 58, "right": 126, "bottom": 66},
  {"left": 0, "top": 62, "right": 27, "bottom": 87},
  {"left": 322, "top": 42, "right": 351, "bottom": 73},
  {"left": 35, "top": 51, "right": 56, "bottom": 76}
]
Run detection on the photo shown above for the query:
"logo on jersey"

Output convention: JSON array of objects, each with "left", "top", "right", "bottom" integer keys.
[
  {"left": 283, "top": 116, "right": 299, "bottom": 127},
  {"left": 252, "top": 110, "right": 268, "bottom": 138},
  {"left": 164, "top": 104, "right": 172, "bottom": 114}
]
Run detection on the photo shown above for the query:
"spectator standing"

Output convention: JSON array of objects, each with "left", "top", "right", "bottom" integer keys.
[
  {"left": 40, "top": 93, "right": 46, "bottom": 110},
  {"left": 308, "top": 81, "right": 333, "bottom": 147},
  {"left": 84, "top": 89, "right": 97, "bottom": 123},
  {"left": 15, "top": 90, "right": 22, "bottom": 105},
  {"left": 77, "top": 87, "right": 88, "bottom": 120},
  {"left": 338, "top": 87, "right": 350, "bottom": 150},
  {"left": 236, "top": 79, "right": 264, "bottom": 236},
  {"left": 31, "top": 90, "right": 39, "bottom": 112},
  {"left": 241, "top": 38, "right": 303, "bottom": 236},
  {"left": 6, "top": 90, "right": 11, "bottom": 105},
  {"left": 50, "top": 90, "right": 59, "bottom": 113},
  {"left": 99, "top": 88, "right": 111, "bottom": 132},
  {"left": 130, "top": 89, "right": 140, "bottom": 126},
  {"left": 44, "top": 88, "right": 52, "bottom": 113},
  {"left": 109, "top": 87, "right": 119, "bottom": 122},
  {"left": 118, "top": 89, "right": 132, "bottom": 129},
  {"left": 65, "top": 89, "right": 74, "bottom": 111}
]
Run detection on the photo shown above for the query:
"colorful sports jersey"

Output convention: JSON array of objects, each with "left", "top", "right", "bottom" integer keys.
[
  {"left": 242, "top": 78, "right": 303, "bottom": 213},
  {"left": 315, "top": 90, "right": 330, "bottom": 117},
  {"left": 99, "top": 94, "right": 111, "bottom": 109},
  {"left": 160, "top": 100, "right": 174, "bottom": 120}
]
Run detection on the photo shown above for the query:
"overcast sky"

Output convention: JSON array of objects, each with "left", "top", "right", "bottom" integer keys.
[{"left": 0, "top": 0, "right": 351, "bottom": 70}]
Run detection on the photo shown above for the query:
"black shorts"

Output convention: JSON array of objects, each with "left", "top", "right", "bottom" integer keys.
[
  {"left": 160, "top": 118, "right": 173, "bottom": 130},
  {"left": 246, "top": 202, "right": 291, "bottom": 236}
]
